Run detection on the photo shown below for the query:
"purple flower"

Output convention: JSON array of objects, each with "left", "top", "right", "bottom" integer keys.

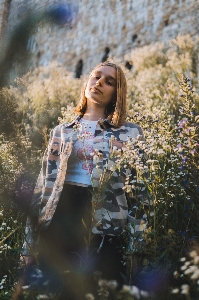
[
  {"left": 178, "top": 119, "right": 188, "bottom": 128},
  {"left": 190, "top": 149, "right": 196, "bottom": 155}
]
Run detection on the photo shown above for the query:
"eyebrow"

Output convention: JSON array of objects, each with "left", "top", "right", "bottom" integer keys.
[{"left": 93, "top": 70, "right": 117, "bottom": 82}]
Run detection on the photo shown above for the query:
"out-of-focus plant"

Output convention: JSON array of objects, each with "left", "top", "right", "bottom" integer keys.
[
  {"left": 0, "top": 196, "right": 26, "bottom": 299},
  {"left": 119, "top": 75, "right": 199, "bottom": 298},
  {"left": 125, "top": 34, "right": 199, "bottom": 119},
  {"left": 170, "top": 247, "right": 199, "bottom": 300},
  {"left": 0, "top": 87, "right": 18, "bottom": 136},
  {"left": 15, "top": 61, "right": 83, "bottom": 149},
  {"left": 0, "top": 135, "right": 23, "bottom": 193}
]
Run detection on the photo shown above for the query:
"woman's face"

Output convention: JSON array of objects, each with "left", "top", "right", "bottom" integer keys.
[{"left": 85, "top": 65, "right": 117, "bottom": 110}]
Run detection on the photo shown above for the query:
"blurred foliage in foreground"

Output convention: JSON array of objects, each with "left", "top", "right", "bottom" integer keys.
[{"left": 0, "top": 34, "right": 199, "bottom": 299}]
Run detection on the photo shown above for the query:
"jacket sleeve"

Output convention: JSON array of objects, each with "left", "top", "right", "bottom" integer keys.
[{"left": 21, "top": 129, "right": 54, "bottom": 256}]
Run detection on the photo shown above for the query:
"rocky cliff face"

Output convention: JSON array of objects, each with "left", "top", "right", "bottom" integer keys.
[{"left": 0, "top": 0, "right": 199, "bottom": 76}]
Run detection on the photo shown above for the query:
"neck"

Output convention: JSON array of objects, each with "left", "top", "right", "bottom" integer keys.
[{"left": 83, "top": 106, "right": 106, "bottom": 121}]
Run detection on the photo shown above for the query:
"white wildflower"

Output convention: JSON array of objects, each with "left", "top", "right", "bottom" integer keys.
[
  {"left": 36, "top": 295, "right": 49, "bottom": 299},
  {"left": 189, "top": 250, "right": 197, "bottom": 258},
  {"left": 85, "top": 293, "right": 95, "bottom": 300},
  {"left": 181, "top": 284, "right": 189, "bottom": 295},
  {"left": 129, "top": 285, "right": 140, "bottom": 298},
  {"left": 184, "top": 265, "right": 198, "bottom": 275},
  {"left": 22, "top": 285, "right": 30, "bottom": 290},
  {"left": 191, "top": 270, "right": 199, "bottom": 280},
  {"left": 173, "top": 271, "right": 178, "bottom": 276},
  {"left": 171, "top": 288, "right": 179, "bottom": 294},
  {"left": 122, "top": 285, "right": 130, "bottom": 292},
  {"left": 140, "top": 290, "right": 150, "bottom": 298},
  {"left": 194, "top": 256, "right": 199, "bottom": 265},
  {"left": 107, "top": 280, "right": 118, "bottom": 289}
]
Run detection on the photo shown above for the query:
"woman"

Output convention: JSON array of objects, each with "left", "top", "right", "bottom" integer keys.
[{"left": 22, "top": 61, "right": 145, "bottom": 299}]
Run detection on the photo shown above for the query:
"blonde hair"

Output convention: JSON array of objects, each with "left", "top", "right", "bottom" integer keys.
[{"left": 74, "top": 61, "right": 127, "bottom": 128}]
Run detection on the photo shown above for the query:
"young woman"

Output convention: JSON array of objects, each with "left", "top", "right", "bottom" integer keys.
[{"left": 22, "top": 61, "right": 145, "bottom": 299}]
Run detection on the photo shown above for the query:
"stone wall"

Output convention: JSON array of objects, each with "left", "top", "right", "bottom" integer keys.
[{"left": 1, "top": 0, "right": 199, "bottom": 76}]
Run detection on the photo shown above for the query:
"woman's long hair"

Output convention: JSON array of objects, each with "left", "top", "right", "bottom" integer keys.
[{"left": 74, "top": 61, "right": 127, "bottom": 128}]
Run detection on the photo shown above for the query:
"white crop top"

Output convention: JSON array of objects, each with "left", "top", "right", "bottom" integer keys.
[{"left": 65, "top": 118, "right": 98, "bottom": 186}]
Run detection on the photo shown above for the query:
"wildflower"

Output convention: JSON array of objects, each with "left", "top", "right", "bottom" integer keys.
[
  {"left": 21, "top": 285, "right": 30, "bottom": 290},
  {"left": 181, "top": 284, "right": 189, "bottom": 295},
  {"left": 106, "top": 280, "right": 118, "bottom": 289},
  {"left": 191, "top": 270, "right": 199, "bottom": 280},
  {"left": 173, "top": 271, "right": 178, "bottom": 277},
  {"left": 171, "top": 288, "right": 179, "bottom": 294},
  {"left": 189, "top": 250, "right": 197, "bottom": 258},
  {"left": 140, "top": 290, "right": 150, "bottom": 298},
  {"left": 184, "top": 265, "right": 198, "bottom": 275},
  {"left": 185, "top": 261, "right": 191, "bottom": 267},
  {"left": 122, "top": 285, "right": 130, "bottom": 292},
  {"left": 129, "top": 285, "right": 140, "bottom": 298},
  {"left": 36, "top": 295, "right": 49, "bottom": 299},
  {"left": 194, "top": 256, "right": 199, "bottom": 265},
  {"left": 98, "top": 280, "right": 108, "bottom": 287},
  {"left": 180, "top": 257, "right": 186, "bottom": 262},
  {"left": 85, "top": 294, "right": 95, "bottom": 300}
]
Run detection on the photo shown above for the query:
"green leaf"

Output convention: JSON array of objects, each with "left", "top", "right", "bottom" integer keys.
[
  {"left": 160, "top": 249, "right": 167, "bottom": 259},
  {"left": 82, "top": 218, "right": 87, "bottom": 230}
]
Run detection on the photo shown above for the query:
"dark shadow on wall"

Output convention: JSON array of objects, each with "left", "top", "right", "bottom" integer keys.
[
  {"left": 101, "top": 47, "right": 110, "bottom": 62},
  {"left": 75, "top": 59, "right": 83, "bottom": 78}
]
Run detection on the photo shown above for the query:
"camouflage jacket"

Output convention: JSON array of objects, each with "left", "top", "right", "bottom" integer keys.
[{"left": 22, "top": 115, "right": 146, "bottom": 255}]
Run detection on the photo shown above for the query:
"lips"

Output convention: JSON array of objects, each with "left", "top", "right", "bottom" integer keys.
[{"left": 91, "top": 86, "right": 102, "bottom": 94}]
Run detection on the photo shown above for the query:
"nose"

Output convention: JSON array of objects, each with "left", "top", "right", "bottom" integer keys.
[{"left": 96, "top": 77, "right": 104, "bottom": 86}]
